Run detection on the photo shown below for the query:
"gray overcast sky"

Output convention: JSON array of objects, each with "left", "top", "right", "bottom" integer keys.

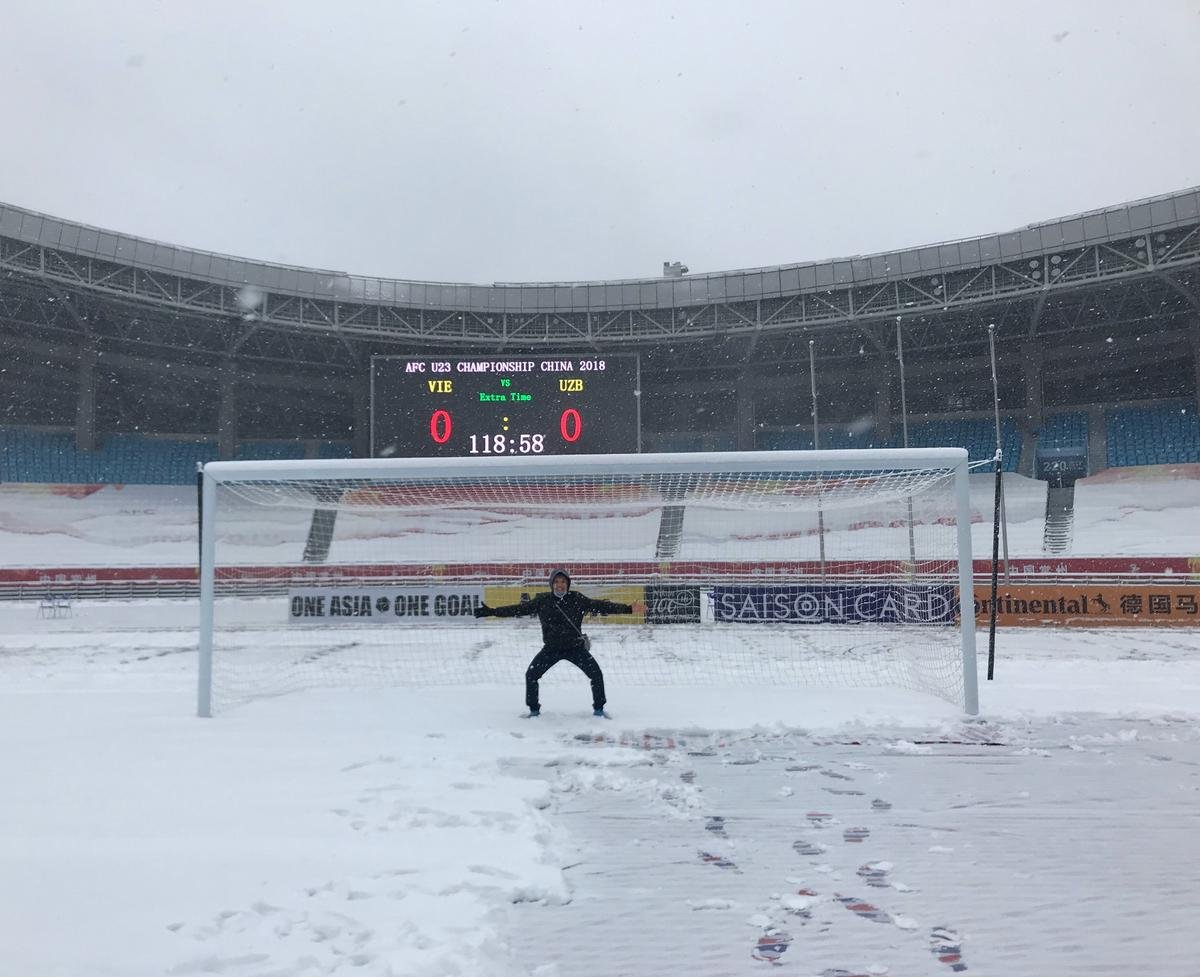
[{"left": 3, "top": 0, "right": 1198, "bottom": 283}]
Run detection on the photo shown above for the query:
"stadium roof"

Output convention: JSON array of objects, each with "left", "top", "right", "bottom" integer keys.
[
  {"left": 2, "top": 186, "right": 1197, "bottom": 306},
  {"left": 1, "top": 187, "right": 1197, "bottom": 352}
]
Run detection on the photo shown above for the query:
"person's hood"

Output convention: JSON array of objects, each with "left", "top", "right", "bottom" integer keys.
[{"left": 548, "top": 568, "right": 572, "bottom": 593}]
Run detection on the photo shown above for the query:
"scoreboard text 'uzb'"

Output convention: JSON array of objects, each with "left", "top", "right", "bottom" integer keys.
[{"left": 370, "top": 355, "right": 640, "bottom": 458}]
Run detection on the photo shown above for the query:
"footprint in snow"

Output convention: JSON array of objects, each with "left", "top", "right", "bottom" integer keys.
[
  {"left": 834, "top": 894, "right": 892, "bottom": 924},
  {"left": 930, "top": 926, "right": 969, "bottom": 972},
  {"left": 751, "top": 930, "right": 793, "bottom": 965},
  {"left": 856, "top": 862, "right": 891, "bottom": 887},
  {"left": 698, "top": 850, "right": 739, "bottom": 872}
]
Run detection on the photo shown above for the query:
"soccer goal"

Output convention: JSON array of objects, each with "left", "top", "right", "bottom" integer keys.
[{"left": 197, "top": 449, "right": 978, "bottom": 716}]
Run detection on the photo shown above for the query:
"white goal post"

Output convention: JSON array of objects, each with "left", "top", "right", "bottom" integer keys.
[{"left": 198, "top": 449, "right": 979, "bottom": 717}]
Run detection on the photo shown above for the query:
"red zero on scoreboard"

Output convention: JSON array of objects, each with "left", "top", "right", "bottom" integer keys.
[
  {"left": 370, "top": 355, "right": 639, "bottom": 458},
  {"left": 429, "top": 410, "right": 452, "bottom": 444},
  {"left": 560, "top": 408, "right": 582, "bottom": 443}
]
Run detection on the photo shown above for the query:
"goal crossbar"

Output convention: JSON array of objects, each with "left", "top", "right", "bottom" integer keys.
[{"left": 200, "top": 447, "right": 974, "bottom": 483}]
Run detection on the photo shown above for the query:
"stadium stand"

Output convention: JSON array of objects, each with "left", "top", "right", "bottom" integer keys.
[
  {"left": 5, "top": 405, "right": 1200, "bottom": 486},
  {"left": 317, "top": 441, "right": 354, "bottom": 459},
  {"left": 0, "top": 429, "right": 216, "bottom": 485},
  {"left": 758, "top": 419, "right": 1021, "bottom": 469},
  {"left": 1105, "top": 401, "right": 1200, "bottom": 468},
  {"left": 1, "top": 419, "right": 1027, "bottom": 483},
  {"left": 754, "top": 419, "right": 1020, "bottom": 468},
  {"left": 897, "top": 418, "right": 1022, "bottom": 471},
  {"left": 0, "top": 429, "right": 349, "bottom": 484},
  {"left": 645, "top": 432, "right": 737, "bottom": 452},
  {"left": 755, "top": 427, "right": 883, "bottom": 451},
  {"left": 1039, "top": 412, "right": 1088, "bottom": 454},
  {"left": 233, "top": 440, "right": 306, "bottom": 462}
]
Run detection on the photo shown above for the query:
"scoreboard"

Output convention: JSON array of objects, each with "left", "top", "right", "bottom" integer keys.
[{"left": 370, "top": 355, "right": 641, "bottom": 458}]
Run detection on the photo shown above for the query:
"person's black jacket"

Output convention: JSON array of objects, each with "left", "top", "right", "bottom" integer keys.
[{"left": 479, "top": 590, "right": 632, "bottom": 651}]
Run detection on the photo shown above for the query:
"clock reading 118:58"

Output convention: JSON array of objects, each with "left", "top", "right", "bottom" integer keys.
[{"left": 370, "top": 354, "right": 641, "bottom": 458}]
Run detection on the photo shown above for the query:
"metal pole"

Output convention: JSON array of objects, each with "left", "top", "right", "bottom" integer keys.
[
  {"left": 635, "top": 353, "right": 643, "bottom": 453},
  {"left": 809, "top": 340, "right": 826, "bottom": 576},
  {"left": 987, "top": 324, "right": 1011, "bottom": 583},
  {"left": 809, "top": 339, "right": 820, "bottom": 450},
  {"left": 896, "top": 319, "right": 917, "bottom": 571},
  {"left": 896, "top": 318, "right": 909, "bottom": 450},
  {"left": 196, "top": 462, "right": 204, "bottom": 572},
  {"left": 197, "top": 464, "right": 216, "bottom": 717},
  {"left": 954, "top": 453, "right": 981, "bottom": 715},
  {"left": 987, "top": 444, "right": 1002, "bottom": 681}
]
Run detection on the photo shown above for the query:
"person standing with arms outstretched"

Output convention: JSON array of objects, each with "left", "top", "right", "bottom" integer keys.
[{"left": 474, "top": 568, "right": 632, "bottom": 717}]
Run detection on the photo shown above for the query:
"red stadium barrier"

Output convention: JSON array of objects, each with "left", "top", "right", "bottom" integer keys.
[
  {"left": 3, "top": 556, "right": 1198, "bottom": 602},
  {"left": 3, "top": 556, "right": 1199, "bottom": 584}
]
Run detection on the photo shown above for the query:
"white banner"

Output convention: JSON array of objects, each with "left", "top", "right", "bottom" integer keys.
[{"left": 288, "top": 586, "right": 485, "bottom": 625}]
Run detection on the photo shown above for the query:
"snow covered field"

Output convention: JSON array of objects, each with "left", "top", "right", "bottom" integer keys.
[
  {"left": 1, "top": 466, "right": 1197, "bottom": 567},
  {"left": 2, "top": 465, "right": 1199, "bottom": 975},
  {"left": 3, "top": 607, "right": 1200, "bottom": 976},
  {"left": 1072, "top": 463, "right": 1200, "bottom": 556}
]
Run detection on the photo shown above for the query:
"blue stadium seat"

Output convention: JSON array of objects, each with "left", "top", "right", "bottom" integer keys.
[
  {"left": 1106, "top": 401, "right": 1200, "bottom": 467},
  {"left": 884, "top": 418, "right": 1020, "bottom": 471},
  {"left": 318, "top": 441, "right": 354, "bottom": 459},
  {"left": 0, "top": 428, "right": 217, "bottom": 484},
  {"left": 1039, "top": 412, "right": 1088, "bottom": 454},
  {"left": 756, "top": 427, "right": 883, "bottom": 451},
  {"left": 757, "top": 419, "right": 1017, "bottom": 468},
  {"left": 645, "top": 432, "right": 706, "bottom": 452},
  {"left": 235, "top": 440, "right": 307, "bottom": 461}
]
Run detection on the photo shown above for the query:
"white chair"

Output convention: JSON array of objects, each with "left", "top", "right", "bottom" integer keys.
[{"left": 38, "top": 591, "right": 73, "bottom": 619}]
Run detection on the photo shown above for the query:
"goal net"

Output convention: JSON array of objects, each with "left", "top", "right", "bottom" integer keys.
[{"left": 198, "top": 449, "right": 978, "bottom": 716}]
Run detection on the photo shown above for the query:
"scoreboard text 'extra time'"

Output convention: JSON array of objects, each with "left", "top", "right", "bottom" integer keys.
[{"left": 370, "top": 355, "right": 641, "bottom": 458}]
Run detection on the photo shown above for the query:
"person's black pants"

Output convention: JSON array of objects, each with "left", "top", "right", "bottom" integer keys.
[{"left": 525, "top": 645, "right": 606, "bottom": 711}]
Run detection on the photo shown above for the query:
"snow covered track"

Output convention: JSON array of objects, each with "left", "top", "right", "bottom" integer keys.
[
  {"left": 504, "top": 719, "right": 1200, "bottom": 976},
  {"left": 2, "top": 621, "right": 1200, "bottom": 975}
]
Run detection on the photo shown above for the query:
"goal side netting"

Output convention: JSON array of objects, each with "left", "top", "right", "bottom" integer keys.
[{"left": 197, "top": 450, "right": 978, "bottom": 716}]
